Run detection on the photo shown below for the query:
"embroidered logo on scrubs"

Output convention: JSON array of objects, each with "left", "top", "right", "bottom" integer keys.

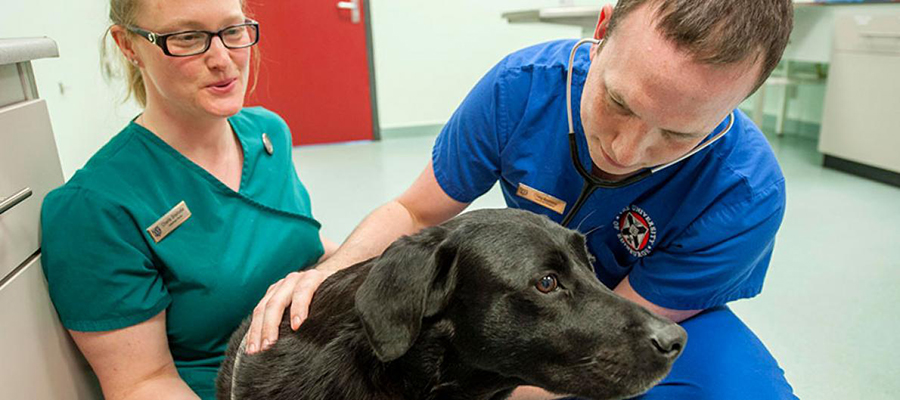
[{"left": 613, "top": 205, "right": 657, "bottom": 258}]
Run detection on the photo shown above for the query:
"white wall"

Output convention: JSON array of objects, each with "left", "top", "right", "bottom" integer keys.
[
  {"left": 0, "top": 0, "right": 141, "bottom": 180},
  {"left": 368, "top": 0, "right": 609, "bottom": 130}
]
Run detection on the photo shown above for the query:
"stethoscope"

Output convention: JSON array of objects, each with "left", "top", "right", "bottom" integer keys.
[{"left": 560, "top": 38, "right": 735, "bottom": 227}]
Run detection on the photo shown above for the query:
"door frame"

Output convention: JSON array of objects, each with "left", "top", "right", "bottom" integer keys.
[{"left": 363, "top": 0, "right": 381, "bottom": 141}]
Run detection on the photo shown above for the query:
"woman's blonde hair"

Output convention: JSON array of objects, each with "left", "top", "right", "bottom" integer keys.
[{"left": 101, "top": 0, "right": 261, "bottom": 107}]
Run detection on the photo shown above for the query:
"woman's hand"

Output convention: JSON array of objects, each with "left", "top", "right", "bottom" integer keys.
[{"left": 244, "top": 266, "right": 336, "bottom": 354}]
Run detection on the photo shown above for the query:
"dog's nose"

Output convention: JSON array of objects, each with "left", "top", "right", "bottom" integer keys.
[{"left": 649, "top": 323, "right": 687, "bottom": 359}]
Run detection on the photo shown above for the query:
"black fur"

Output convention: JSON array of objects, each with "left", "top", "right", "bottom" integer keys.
[{"left": 217, "top": 209, "right": 686, "bottom": 400}]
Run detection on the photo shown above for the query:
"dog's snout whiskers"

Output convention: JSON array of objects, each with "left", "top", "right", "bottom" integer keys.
[
  {"left": 574, "top": 210, "right": 598, "bottom": 232},
  {"left": 582, "top": 224, "right": 606, "bottom": 237}
]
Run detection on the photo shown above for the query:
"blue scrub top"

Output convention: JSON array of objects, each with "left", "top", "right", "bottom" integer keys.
[
  {"left": 41, "top": 107, "right": 324, "bottom": 398},
  {"left": 433, "top": 40, "right": 786, "bottom": 310}
]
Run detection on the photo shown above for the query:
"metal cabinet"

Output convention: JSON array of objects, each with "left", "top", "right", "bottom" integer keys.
[
  {"left": 0, "top": 255, "right": 102, "bottom": 399},
  {"left": 0, "top": 37, "right": 102, "bottom": 398},
  {"left": 0, "top": 100, "right": 66, "bottom": 279},
  {"left": 819, "top": 13, "right": 900, "bottom": 187}
]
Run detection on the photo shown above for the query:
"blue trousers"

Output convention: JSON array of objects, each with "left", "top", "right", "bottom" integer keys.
[{"left": 566, "top": 306, "right": 797, "bottom": 400}]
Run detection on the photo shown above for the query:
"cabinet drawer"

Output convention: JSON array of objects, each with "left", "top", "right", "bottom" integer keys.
[
  {"left": 0, "top": 254, "right": 102, "bottom": 399},
  {"left": 0, "top": 100, "right": 65, "bottom": 280}
]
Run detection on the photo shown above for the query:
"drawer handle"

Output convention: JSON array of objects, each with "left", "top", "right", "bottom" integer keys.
[
  {"left": 860, "top": 32, "right": 900, "bottom": 39},
  {"left": 0, "top": 188, "right": 32, "bottom": 216}
]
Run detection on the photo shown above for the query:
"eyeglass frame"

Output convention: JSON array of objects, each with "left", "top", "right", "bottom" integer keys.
[{"left": 126, "top": 19, "right": 260, "bottom": 57}]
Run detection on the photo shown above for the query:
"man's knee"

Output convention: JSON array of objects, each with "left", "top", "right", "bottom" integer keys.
[
  {"left": 559, "top": 307, "right": 796, "bottom": 400},
  {"left": 636, "top": 306, "right": 796, "bottom": 400}
]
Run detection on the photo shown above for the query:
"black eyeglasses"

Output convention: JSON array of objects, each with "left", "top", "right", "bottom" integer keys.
[{"left": 127, "top": 20, "right": 260, "bottom": 57}]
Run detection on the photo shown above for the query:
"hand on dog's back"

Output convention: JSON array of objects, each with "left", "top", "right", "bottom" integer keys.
[
  {"left": 243, "top": 267, "right": 334, "bottom": 355},
  {"left": 243, "top": 204, "right": 430, "bottom": 355},
  {"left": 245, "top": 169, "right": 472, "bottom": 355}
]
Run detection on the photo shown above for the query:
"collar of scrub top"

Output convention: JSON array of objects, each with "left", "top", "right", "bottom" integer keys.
[
  {"left": 133, "top": 114, "right": 276, "bottom": 156},
  {"left": 561, "top": 38, "right": 735, "bottom": 227}
]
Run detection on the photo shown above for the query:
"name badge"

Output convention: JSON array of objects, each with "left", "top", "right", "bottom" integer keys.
[
  {"left": 516, "top": 183, "right": 566, "bottom": 214},
  {"left": 146, "top": 201, "right": 192, "bottom": 243}
]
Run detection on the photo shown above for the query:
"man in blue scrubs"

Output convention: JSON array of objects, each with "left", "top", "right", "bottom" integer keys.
[{"left": 249, "top": 0, "right": 797, "bottom": 398}]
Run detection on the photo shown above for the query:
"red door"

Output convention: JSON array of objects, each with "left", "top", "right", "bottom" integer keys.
[{"left": 247, "top": 0, "right": 376, "bottom": 145}]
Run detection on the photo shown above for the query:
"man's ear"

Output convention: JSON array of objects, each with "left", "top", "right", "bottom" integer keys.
[{"left": 590, "top": 4, "right": 614, "bottom": 60}]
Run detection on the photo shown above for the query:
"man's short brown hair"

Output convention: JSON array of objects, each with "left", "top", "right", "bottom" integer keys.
[{"left": 605, "top": 0, "right": 793, "bottom": 94}]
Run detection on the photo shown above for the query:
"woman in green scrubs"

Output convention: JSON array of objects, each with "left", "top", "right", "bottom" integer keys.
[{"left": 40, "top": 0, "right": 334, "bottom": 398}]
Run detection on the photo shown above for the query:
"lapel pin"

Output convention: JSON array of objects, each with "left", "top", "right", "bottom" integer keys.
[{"left": 262, "top": 133, "right": 274, "bottom": 155}]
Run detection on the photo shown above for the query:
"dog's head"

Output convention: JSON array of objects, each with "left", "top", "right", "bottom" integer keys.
[{"left": 355, "top": 208, "right": 686, "bottom": 400}]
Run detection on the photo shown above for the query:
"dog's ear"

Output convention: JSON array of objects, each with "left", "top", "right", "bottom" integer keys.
[
  {"left": 355, "top": 225, "right": 459, "bottom": 362},
  {"left": 569, "top": 232, "right": 596, "bottom": 273}
]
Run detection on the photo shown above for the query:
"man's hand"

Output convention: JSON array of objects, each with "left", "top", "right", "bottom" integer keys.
[{"left": 508, "top": 386, "right": 568, "bottom": 400}]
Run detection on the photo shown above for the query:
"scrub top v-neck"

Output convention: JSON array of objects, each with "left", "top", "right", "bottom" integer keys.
[{"left": 41, "top": 107, "right": 324, "bottom": 399}]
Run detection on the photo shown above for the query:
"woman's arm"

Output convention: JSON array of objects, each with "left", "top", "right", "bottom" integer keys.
[{"left": 68, "top": 310, "right": 199, "bottom": 400}]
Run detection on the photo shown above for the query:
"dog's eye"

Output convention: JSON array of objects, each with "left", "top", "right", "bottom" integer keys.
[{"left": 536, "top": 274, "right": 558, "bottom": 293}]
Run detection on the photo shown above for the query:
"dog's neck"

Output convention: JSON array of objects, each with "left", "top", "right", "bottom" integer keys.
[{"left": 384, "top": 319, "right": 525, "bottom": 400}]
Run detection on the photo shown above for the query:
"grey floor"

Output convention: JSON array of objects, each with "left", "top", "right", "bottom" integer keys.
[{"left": 293, "top": 132, "right": 900, "bottom": 400}]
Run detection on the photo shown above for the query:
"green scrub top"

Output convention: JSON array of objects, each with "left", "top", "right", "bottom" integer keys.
[{"left": 41, "top": 107, "right": 324, "bottom": 399}]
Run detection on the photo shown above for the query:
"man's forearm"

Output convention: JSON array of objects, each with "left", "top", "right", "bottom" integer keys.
[{"left": 316, "top": 200, "right": 424, "bottom": 273}]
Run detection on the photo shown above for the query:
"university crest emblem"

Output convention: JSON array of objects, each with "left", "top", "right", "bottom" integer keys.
[{"left": 613, "top": 205, "right": 657, "bottom": 258}]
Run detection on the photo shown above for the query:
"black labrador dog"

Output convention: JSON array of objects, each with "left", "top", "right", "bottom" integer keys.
[{"left": 217, "top": 209, "right": 686, "bottom": 400}]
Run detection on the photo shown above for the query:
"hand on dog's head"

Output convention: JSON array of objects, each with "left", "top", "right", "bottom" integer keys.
[{"left": 355, "top": 209, "right": 686, "bottom": 400}]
